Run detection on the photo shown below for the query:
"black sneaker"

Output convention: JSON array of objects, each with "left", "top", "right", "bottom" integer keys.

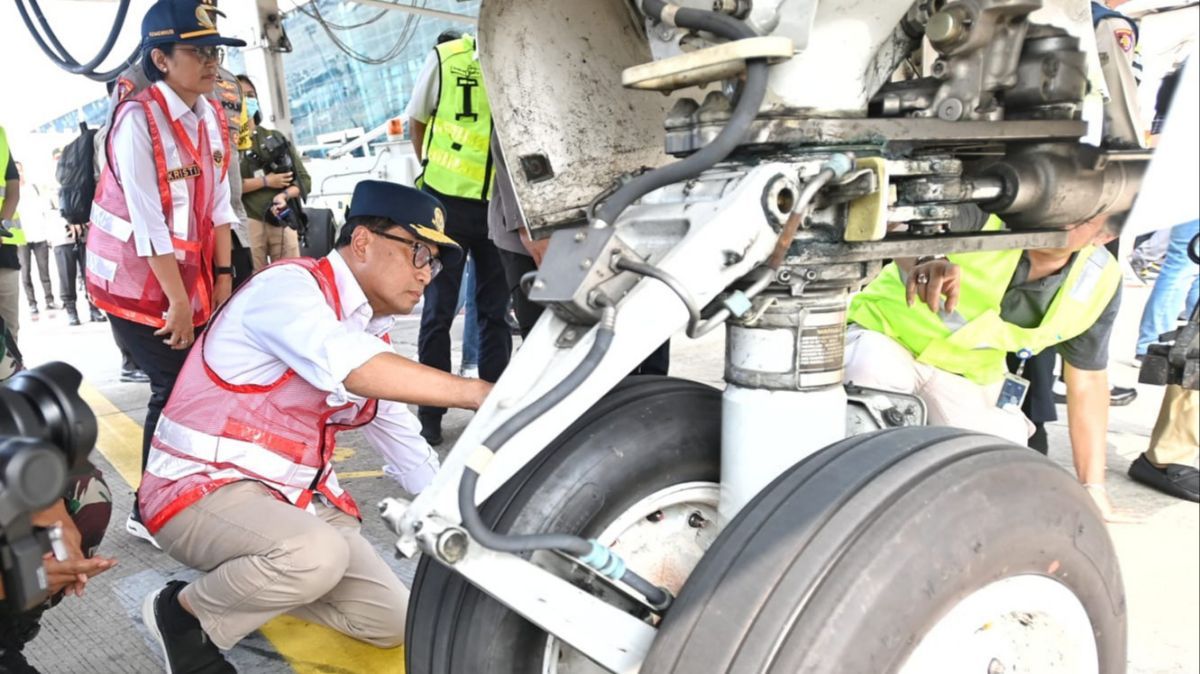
[
  {"left": 142, "top": 581, "right": 235, "bottom": 674},
  {"left": 126, "top": 502, "right": 162, "bottom": 549},
  {"left": 0, "top": 646, "right": 39, "bottom": 673},
  {"left": 418, "top": 413, "right": 444, "bottom": 446},
  {"left": 90, "top": 307, "right": 108, "bottom": 323},
  {"left": 66, "top": 309, "right": 82, "bottom": 326},
  {"left": 121, "top": 368, "right": 152, "bottom": 384}
]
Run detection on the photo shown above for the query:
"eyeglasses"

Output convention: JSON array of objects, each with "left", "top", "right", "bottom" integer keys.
[
  {"left": 374, "top": 230, "right": 443, "bottom": 279},
  {"left": 176, "top": 45, "right": 225, "bottom": 65}
]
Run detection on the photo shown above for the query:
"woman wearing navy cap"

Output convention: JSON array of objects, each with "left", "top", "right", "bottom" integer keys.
[{"left": 85, "top": 0, "right": 243, "bottom": 547}]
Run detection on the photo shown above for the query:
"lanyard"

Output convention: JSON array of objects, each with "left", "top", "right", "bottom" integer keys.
[{"left": 1013, "top": 348, "right": 1034, "bottom": 376}]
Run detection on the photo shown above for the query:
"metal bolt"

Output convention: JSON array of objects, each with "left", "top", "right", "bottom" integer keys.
[
  {"left": 687, "top": 511, "right": 709, "bottom": 529},
  {"left": 646, "top": 510, "right": 665, "bottom": 523},
  {"left": 563, "top": 329, "right": 577, "bottom": 341},
  {"left": 724, "top": 251, "right": 743, "bottom": 266},
  {"left": 937, "top": 98, "right": 965, "bottom": 121},
  {"left": 932, "top": 60, "right": 948, "bottom": 78},
  {"left": 776, "top": 268, "right": 793, "bottom": 283},
  {"left": 533, "top": 279, "right": 545, "bottom": 290},
  {"left": 987, "top": 658, "right": 1006, "bottom": 674},
  {"left": 436, "top": 529, "right": 469, "bottom": 565},
  {"left": 883, "top": 407, "right": 905, "bottom": 426},
  {"left": 580, "top": 258, "right": 593, "bottom": 270},
  {"left": 412, "top": 520, "right": 423, "bottom": 533},
  {"left": 804, "top": 269, "right": 819, "bottom": 281},
  {"left": 574, "top": 231, "right": 587, "bottom": 242}
]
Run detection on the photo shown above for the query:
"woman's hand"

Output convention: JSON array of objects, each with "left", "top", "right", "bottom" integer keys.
[{"left": 154, "top": 299, "right": 195, "bottom": 350}]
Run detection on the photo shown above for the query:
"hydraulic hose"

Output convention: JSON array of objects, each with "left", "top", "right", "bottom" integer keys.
[
  {"left": 612, "top": 256, "right": 702, "bottom": 332},
  {"left": 592, "top": 1, "right": 769, "bottom": 227},
  {"left": 16, "top": 0, "right": 139, "bottom": 82},
  {"left": 457, "top": 304, "right": 673, "bottom": 610}
]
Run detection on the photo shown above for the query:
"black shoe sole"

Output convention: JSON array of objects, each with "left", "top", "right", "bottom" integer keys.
[
  {"left": 142, "top": 588, "right": 177, "bottom": 674},
  {"left": 1128, "top": 455, "right": 1200, "bottom": 503}
]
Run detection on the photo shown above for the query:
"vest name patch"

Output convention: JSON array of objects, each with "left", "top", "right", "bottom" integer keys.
[{"left": 168, "top": 164, "right": 201, "bottom": 182}]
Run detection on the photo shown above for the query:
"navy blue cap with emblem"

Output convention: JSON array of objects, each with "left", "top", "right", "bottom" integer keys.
[
  {"left": 142, "top": 0, "right": 247, "bottom": 48},
  {"left": 346, "top": 180, "right": 464, "bottom": 265}
]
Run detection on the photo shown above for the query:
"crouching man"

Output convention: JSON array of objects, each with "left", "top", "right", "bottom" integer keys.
[{"left": 138, "top": 180, "right": 489, "bottom": 671}]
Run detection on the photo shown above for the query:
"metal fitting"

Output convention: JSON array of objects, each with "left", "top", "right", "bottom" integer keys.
[{"left": 436, "top": 528, "right": 470, "bottom": 565}]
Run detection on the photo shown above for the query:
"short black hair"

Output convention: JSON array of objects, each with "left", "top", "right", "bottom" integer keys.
[
  {"left": 1101, "top": 209, "right": 1128, "bottom": 238},
  {"left": 142, "top": 43, "right": 176, "bottom": 83},
  {"left": 436, "top": 30, "right": 460, "bottom": 45},
  {"left": 335, "top": 215, "right": 398, "bottom": 249}
]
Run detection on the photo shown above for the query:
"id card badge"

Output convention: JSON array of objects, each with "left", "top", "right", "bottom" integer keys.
[
  {"left": 997, "top": 348, "right": 1034, "bottom": 411},
  {"left": 997, "top": 373, "right": 1030, "bottom": 411}
]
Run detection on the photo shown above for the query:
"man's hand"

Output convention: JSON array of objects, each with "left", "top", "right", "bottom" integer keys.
[
  {"left": 905, "top": 259, "right": 962, "bottom": 314},
  {"left": 519, "top": 227, "right": 550, "bottom": 267},
  {"left": 265, "top": 172, "right": 294, "bottom": 190},
  {"left": 271, "top": 192, "right": 290, "bottom": 216},
  {"left": 30, "top": 506, "right": 118, "bottom": 597}
]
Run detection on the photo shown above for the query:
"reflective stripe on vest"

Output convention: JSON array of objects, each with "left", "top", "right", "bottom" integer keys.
[
  {"left": 154, "top": 415, "right": 321, "bottom": 487},
  {"left": 421, "top": 35, "right": 494, "bottom": 200},
  {"left": 848, "top": 220, "right": 1122, "bottom": 384}
]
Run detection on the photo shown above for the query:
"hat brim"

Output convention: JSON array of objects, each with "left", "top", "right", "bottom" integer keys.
[
  {"left": 406, "top": 224, "right": 464, "bottom": 266},
  {"left": 145, "top": 34, "right": 247, "bottom": 48}
]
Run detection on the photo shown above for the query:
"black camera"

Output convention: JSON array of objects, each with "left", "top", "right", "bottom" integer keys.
[
  {"left": 0, "top": 363, "right": 96, "bottom": 610},
  {"left": 250, "top": 134, "right": 310, "bottom": 243}
]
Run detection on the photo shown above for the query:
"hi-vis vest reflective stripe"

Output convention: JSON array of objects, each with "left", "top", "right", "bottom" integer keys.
[
  {"left": 0, "top": 126, "right": 26, "bottom": 246},
  {"left": 847, "top": 217, "right": 1122, "bottom": 385},
  {"left": 139, "top": 257, "right": 380, "bottom": 535},
  {"left": 421, "top": 35, "right": 494, "bottom": 201}
]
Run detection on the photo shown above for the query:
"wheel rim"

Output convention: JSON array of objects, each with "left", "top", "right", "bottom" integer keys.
[
  {"left": 543, "top": 481, "right": 721, "bottom": 674},
  {"left": 899, "top": 574, "right": 1099, "bottom": 674}
]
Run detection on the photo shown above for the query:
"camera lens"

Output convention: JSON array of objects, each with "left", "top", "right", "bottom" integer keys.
[{"left": 0, "top": 362, "right": 97, "bottom": 474}]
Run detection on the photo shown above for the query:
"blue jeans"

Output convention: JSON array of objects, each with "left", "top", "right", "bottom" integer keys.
[
  {"left": 1137, "top": 220, "right": 1200, "bottom": 356},
  {"left": 455, "top": 255, "right": 480, "bottom": 369}
]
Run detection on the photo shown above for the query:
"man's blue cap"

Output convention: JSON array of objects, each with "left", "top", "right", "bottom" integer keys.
[
  {"left": 142, "top": 0, "right": 247, "bottom": 49},
  {"left": 347, "top": 180, "right": 463, "bottom": 265}
]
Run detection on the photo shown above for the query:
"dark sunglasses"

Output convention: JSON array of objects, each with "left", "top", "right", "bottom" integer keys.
[{"left": 374, "top": 230, "right": 443, "bottom": 279}]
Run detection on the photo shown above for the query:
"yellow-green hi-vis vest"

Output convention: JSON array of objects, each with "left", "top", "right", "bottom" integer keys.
[
  {"left": 0, "top": 126, "right": 27, "bottom": 246},
  {"left": 420, "top": 35, "right": 494, "bottom": 201},
  {"left": 847, "top": 216, "right": 1122, "bottom": 385}
]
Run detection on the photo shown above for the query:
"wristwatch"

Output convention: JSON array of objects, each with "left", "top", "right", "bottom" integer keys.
[{"left": 215, "top": 266, "right": 234, "bottom": 276}]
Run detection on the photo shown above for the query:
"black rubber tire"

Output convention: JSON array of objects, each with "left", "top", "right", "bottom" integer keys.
[
  {"left": 405, "top": 376, "right": 723, "bottom": 674},
  {"left": 643, "top": 426, "right": 1126, "bottom": 674},
  {"left": 300, "top": 207, "right": 335, "bottom": 258}
]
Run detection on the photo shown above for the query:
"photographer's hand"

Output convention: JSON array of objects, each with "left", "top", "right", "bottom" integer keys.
[
  {"left": 265, "top": 172, "right": 294, "bottom": 190},
  {"left": 271, "top": 191, "right": 290, "bottom": 216}
]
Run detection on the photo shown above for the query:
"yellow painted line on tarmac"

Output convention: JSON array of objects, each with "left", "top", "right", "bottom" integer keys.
[
  {"left": 340, "top": 470, "right": 385, "bottom": 480},
  {"left": 81, "top": 380, "right": 406, "bottom": 674}
]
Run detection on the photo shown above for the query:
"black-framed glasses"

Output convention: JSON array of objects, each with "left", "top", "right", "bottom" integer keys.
[
  {"left": 176, "top": 45, "right": 225, "bottom": 65},
  {"left": 374, "top": 230, "right": 443, "bottom": 278}
]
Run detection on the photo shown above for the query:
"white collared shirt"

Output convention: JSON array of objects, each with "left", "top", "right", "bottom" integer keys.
[
  {"left": 201, "top": 250, "right": 440, "bottom": 493},
  {"left": 111, "top": 81, "right": 239, "bottom": 257}
]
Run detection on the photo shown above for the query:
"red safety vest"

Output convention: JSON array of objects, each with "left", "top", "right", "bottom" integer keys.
[
  {"left": 86, "top": 85, "right": 230, "bottom": 328},
  {"left": 139, "top": 257, "right": 381, "bottom": 534}
]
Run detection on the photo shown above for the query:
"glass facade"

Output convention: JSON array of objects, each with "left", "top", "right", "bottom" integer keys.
[
  {"left": 37, "top": 0, "right": 480, "bottom": 146},
  {"left": 279, "top": 0, "right": 481, "bottom": 148}
]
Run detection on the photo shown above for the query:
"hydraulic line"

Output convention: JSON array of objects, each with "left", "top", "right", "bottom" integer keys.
[
  {"left": 457, "top": 303, "right": 673, "bottom": 610},
  {"left": 16, "top": 0, "right": 139, "bottom": 82},
  {"left": 592, "top": 1, "right": 768, "bottom": 227},
  {"left": 612, "top": 256, "right": 702, "bottom": 333}
]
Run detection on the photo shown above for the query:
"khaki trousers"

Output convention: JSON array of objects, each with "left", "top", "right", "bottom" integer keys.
[
  {"left": 248, "top": 217, "right": 300, "bottom": 271},
  {"left": 1147, "top": 384, "right": 1200, "bottom": 466},
  {"left": 844, "top": 326, "right": 1033, "bottom": 444},
  {"left": 0, "top": 267, "right": 20, "bottom": 341},
  {"left": 156, "top": 481, "right": 408, "bottom": 651}
]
